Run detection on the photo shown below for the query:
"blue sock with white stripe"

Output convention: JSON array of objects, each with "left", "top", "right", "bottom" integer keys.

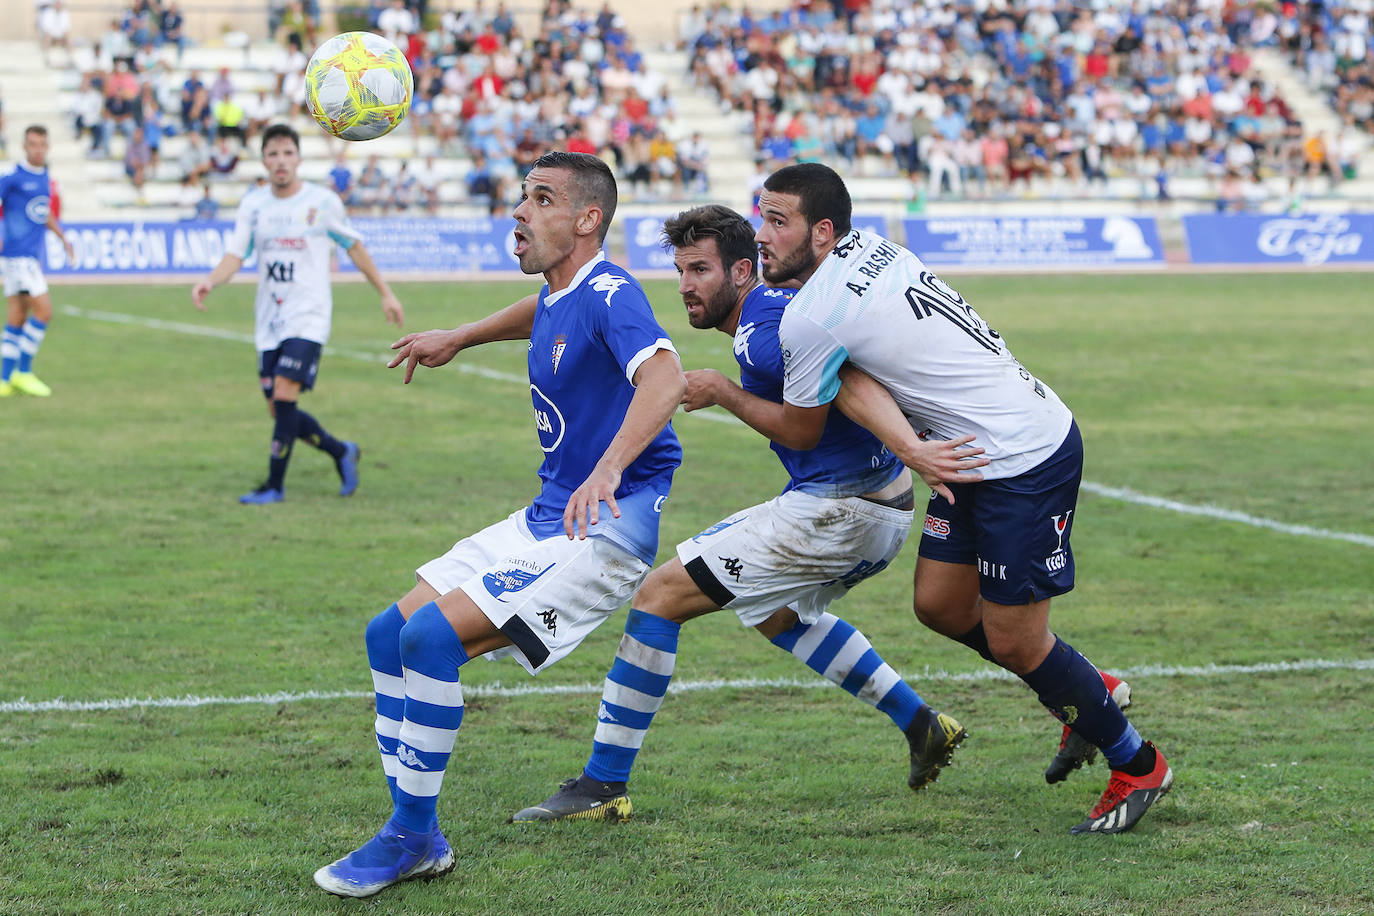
[
  {"left": 1021, "top": 636, "right": 1142, "bottom": 768},
  {"left": 1, "top": 325, "right": 21, "bottom": 381},
  {"left": 770, "top": 611, "right": 924, "bottom": 730},
  {"left": 584, "top": 609, "right": 680, "bottom": 785},
  {"left": 392, "top": 602, "right": 469, "bottom": 834},
  {"left": 364, "top": 604, "right": 406, "bottom": 804},
  {"left": 18, "top": 317, "right": 47, "bottom": 374}
]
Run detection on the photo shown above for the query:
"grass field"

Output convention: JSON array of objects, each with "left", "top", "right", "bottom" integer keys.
[{"left": 2, "top": 271, "right": 1372, "bottom": 915}]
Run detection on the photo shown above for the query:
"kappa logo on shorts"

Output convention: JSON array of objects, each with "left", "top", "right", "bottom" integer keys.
[
  {"left": 719, "top": 556, "right": 744, "bottom": 581},
  {"left": 923, "top": 514, "right": 950, "bottom": 539},
  {"left": 483, "top": 563, "right": 557, "bottom": 601},
  {"left": 537, "top": 608, "right": 558, "bottom": 635}
]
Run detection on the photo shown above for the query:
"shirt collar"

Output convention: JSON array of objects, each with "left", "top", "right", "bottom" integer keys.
[
  {"left": 544, "top": 251, "right": 606, "bottom": 307},
  {"left": 16, "top": 161, "right": 45, "bottom": 175}
]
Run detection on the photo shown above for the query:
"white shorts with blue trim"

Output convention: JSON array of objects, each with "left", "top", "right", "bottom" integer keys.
[
  {"left": 1, "top": 257, "right": 48, "bottom": 298},
  {"left": 676, "top": 488, "right": 914, "bottom": 628},
  {"left": 416, "top": 508, "right": 650, "bottom": 675}
]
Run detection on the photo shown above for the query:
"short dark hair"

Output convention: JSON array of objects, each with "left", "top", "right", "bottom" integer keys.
[
  {"left": 24, "top": 125, "right": 48, "bottom": 139},
  {"left": 261, "top": 123, "right": 301, "bottom": 154},
  {"left": 661, "top": 204, "right": 758, "bottom": 278},
  {"left": 762, "top": 162, "right": 852, "bottom": 239},
  {"left": 530, "top": 151, "right": 618, "bottom": 242}
]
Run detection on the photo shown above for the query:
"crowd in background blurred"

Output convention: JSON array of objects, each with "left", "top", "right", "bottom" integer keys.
[{"left": 22, "top": 0, "right": 1374, "bottom": 214}]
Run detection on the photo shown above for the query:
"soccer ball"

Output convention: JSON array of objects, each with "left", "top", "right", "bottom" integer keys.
[{"left": 304, "top": 31, "right": 414, "bottom": 141}]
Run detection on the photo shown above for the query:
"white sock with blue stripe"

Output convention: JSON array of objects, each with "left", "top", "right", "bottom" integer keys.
[
  {"left": 18, "top": 317, "right": 47, "bottom": 374},
  {"left": 1, "top": 325, "right": 20, "bottom": 381},
  {"left": 584, "top": 609, "right": 680, "bottom": 784},
  {"left": 364, "top": 604, "right": 407, "bottom": 804},
  {"left": 392, "top": 602, "right": 469, "bottom": 833},
  {"left": 770, "top": 611, "right": 924, "bottom": 730}
]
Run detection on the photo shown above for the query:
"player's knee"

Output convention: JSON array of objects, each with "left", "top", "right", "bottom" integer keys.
[
  {"left": 364, "top": 605, "right": 401, "bottom": 654},
  {"left": 397, "top": 605, "right": 442, "bottom": 661}
]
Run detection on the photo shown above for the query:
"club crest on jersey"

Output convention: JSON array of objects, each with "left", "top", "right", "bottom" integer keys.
[
  {"left": 552, "top": 334, "right": 566, "bottom": 374},
  {"left": 483, "top": 562, "right": 557, "bottom": 601},
  {"left": 590, "top": 273, "right": 628, "bottom": 306},
  {"left": 305, "top": 207, "right": 317, "bottom": 225}
]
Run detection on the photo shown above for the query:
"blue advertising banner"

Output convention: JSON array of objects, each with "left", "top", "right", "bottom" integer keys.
[
  {"left": 622, "top": 213, "right": 889, "bottom": 271},
  {"left": 40, "top": 217, "right": 522, "bottom": 276},
  {"left": 1182, "top": 212, "right": 1374, "bottom": 265},
  {"left": 901, "top": 216, "right": 1164, "bottom": 267},
  {"left": 43, "top": 221, "right": 247, "bottom": 275}
]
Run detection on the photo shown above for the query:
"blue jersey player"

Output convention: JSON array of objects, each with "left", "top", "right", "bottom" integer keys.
[
  {"left": 0, "top": 125, "right": 74, "bottom": 398},
  {"left": 510, "top": 205, "right": 968, "bottom": 824},
  {"left": 313, "top": 152, "right": 687, "bottom": 898}
]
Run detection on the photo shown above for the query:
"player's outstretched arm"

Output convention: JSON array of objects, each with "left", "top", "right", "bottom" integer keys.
[
  {"left": 191, "top": 253, "right": 245, "bottom": 309},
  {"left": 345, "top": 242, "right": 404, "bottom": 327},
  {"left": 834, "top": 364, "right": 989, "bottom": 503},
  {"left": 388, "top": 293, "right": 539, "bottom": 383},
  {"left": 564, "top": 349, "right": 686, "bottom": 540},
  {"left": 684, "top": 367, "right": 830, "bottom": 451}
]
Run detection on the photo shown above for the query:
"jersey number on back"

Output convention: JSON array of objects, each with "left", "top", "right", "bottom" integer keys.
[{"left": 904, "top": 271, "right": 1002, "bottom": 355}]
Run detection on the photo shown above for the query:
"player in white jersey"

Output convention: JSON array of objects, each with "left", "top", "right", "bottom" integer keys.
[
  {"left": 312, "top": 152, "right": 686, "bottom": 898},
  {"left": 192, "top": 124, "right": 404, "bottom": 504},
  {"left": 507, "top": 204, "right": 970, "bottom": 824},
  {"left": 755, "top": 163, "right": 1171, "bottom": 836}
]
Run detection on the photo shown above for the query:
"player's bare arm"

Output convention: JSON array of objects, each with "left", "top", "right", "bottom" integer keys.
[
  {"left": 191, "top": 253, "right": 245, "bottom": 309},
  {"left": 388, "top": 293, "right": 538, "bottom": 383},
  {"left": 44, "top": 212, "right": 73, "bottom": 260},
  {"left": 345, "top": 242, "right": 404, "bottom": 327},
  {"left": 564, "top": 349, "right": 685, "bottom": 540},
  {"left": 834, "top": 364, "right": 989, "bottom": 503}
]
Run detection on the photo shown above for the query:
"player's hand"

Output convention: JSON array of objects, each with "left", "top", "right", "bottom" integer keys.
[
  {"left": 380, "top": 291, "right": 404, "bottom": 328},
  {"left": 682, "top": 368, "right": 727, "bottom": 412},
  {"left": 563, "top": 462, "right": 622, "bottom": 540},
  {"left": 191, "top": 279, "right": 212, "bottom": 310},
  {"left": 897, "top": 434, "right": 990, "bottom": 504},
  {"left": 388, "top": 328, "right": 462, "bottom": 383},
  {"left": 63, "top": 239, "right": 75, "bottom": 261}
]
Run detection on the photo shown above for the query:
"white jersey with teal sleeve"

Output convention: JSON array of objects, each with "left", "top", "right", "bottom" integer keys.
[
  {"left": 779, "top": 229, "right": 1073, "bottom": 480},
  {"left": 225, "top": 182, "right": 362, "bottom": 351}
]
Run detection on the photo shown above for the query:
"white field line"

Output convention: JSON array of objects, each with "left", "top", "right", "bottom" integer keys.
[
  {"left": 5, "top": 656, "right": 1373, "bottom": 715},
  {"left": 62, "top": 305, "right": 1374, "bottom": 544}
]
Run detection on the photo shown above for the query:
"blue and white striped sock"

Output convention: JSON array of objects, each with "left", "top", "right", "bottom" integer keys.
[
  {"left": 17, "top": 317, "right": 47, "bottom": 374},
  {"left": 1, "top": 325, "right": 21, "bottom": 381},
  {"left": 364, "top": 604, "right": 407, "bottom": 804},
  {"left": 770, "top": 611, "right": 924, "bottom": 730},
  {"left": 392, "top": 602, "right": 469, "bottom": 834},
  {"left": 584, "top": 609, "right": 680, "bottom": 785}
]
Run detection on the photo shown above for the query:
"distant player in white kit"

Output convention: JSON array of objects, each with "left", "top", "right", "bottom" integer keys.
[
  {"left": 192, "top": 123, "right": 404, "bottom": 503},
  {"left": 755, "top": 162, "right": 1171, "bottom": 836}
]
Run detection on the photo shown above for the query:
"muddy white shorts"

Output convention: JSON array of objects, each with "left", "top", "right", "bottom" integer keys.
[
  {"left": 676, "top": 488, "right": 914, "bottom": 628},
  {"left": 1, "top": 256, "right": 48, "bottom": 298},
  {"left": 416, "top": 508, "right": 650, "bottom": 674}
]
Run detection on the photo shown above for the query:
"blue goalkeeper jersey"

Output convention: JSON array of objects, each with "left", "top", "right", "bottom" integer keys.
[
  {"left": 525, "top": 253, "right": 682, "bottom": 564},
  {"left": 734, "top": 284, "right": 901, "bottom": 498},
  {"left": 0, "top": 162, "right": 52, "bottom": 260}
]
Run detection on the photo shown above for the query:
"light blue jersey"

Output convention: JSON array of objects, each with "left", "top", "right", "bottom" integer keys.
[
  {"left": 734, "top": 284, "right": 901, "bottom": 498},
  {"left": 525, "top": 253, "right": 682, "bottom": 564},
  {"left": 0, "top": 162, "right": 52, "bottom": 260}
]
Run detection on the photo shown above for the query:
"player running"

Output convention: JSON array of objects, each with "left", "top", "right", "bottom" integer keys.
[
  {"left": 510, "top": 204, "right": 977, "bottom": 824},
  {"left": 756, "top": 163, "right": 1170, "bottom": 836},
  {"left": 1, "top": 125, "right": 74, "bottom": 398},
  {"left": 192, "top": 123, "right": 403, "bottom": 504},
  {"left": 313, "top": 151, "right": 686, "bottom": 898}
]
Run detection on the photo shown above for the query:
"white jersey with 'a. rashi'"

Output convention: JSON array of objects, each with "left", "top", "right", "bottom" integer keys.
[
  {"left": 779, "top": 229, "right": 1073, "bottom": 480},
  {"left": 226, "top": 182, "right": 362, "bottom": 352}
]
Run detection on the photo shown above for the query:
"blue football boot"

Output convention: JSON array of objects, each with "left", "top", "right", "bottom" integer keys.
[{"left": 314, "top": 820, "right": 455, "bottom": 898}]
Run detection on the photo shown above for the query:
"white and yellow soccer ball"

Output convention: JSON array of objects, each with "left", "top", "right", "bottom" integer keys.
[{"left": 305, "top": 31, "right": 414, "bottom": 141}]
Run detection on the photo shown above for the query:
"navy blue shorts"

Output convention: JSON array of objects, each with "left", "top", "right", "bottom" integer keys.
[
  {"left": 258, "top": 338, "right": 322, "bottom": 397},
  {"left": 918, "top": 421, "right": 1083, "bottom": 606}
]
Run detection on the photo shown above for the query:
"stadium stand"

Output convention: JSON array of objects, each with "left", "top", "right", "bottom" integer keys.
[{"left": 2, "top": 0, "right": 1371, "bottom": 224}]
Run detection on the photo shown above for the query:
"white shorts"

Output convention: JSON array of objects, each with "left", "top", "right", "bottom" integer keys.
[
  {"left": 416, "top": 508, "right": 651, "bottom": 675},
  {"left": 1, "top": 257, "right": 48, "bottom": 298},
  {"left": 676, "top": 488, "right": 914, "bottom": 628}
]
